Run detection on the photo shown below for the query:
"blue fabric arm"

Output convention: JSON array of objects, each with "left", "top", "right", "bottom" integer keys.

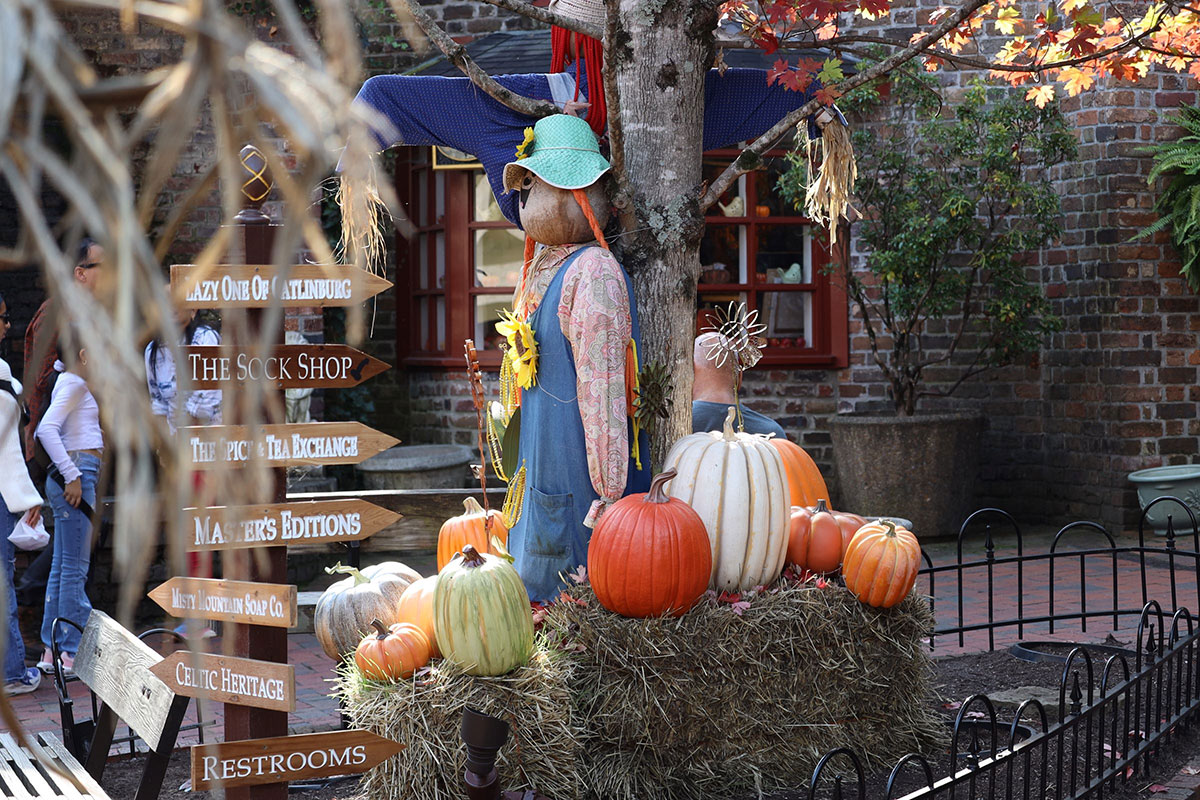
[{"left": 702, "top": 68, "right": 825, "bottom": 149}]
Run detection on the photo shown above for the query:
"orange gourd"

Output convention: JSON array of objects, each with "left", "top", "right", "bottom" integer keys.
[
  {"left": 396, "top": 576, "right": 440, "bottom": 658},
  {"left": 354, "top": 619, "right": 431, "bottom": 681},
  {"left": 833, "top": 511, "right": 868, "bottom": 549},
  {"left": 437, "top": 497, "right": 509, "bottom": 571},
  {"left": 843, "top": 520, "right": 922, "bottom": 608},
  {"left": 588, "top": 469, "right": 713, "bottom": 618},
  {"left": 786, "top": 498, "right": 844, "bottom": 574},
  {"left": 769, "top": 438, "right": 831, "bottom": 508}
]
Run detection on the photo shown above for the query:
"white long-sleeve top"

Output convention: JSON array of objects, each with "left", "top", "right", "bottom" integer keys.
[
  {"left": 145, "top": 325, "right": 222, "bottom": 432},
  {"left": 35, "top": 361, "right": 103, "bottom": 484},
  {"left": 0, "top": 359, "right": 42, "bottom": 514}
]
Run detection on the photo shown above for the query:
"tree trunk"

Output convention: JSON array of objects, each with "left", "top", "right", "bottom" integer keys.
[{"left": 611, "top": 0, "right": 714, "bottom": 468}]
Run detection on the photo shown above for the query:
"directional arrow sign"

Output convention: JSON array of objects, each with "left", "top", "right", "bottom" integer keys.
[
  {"left": 149, "top": 577, "right": 297, "bottom": 628},
  {"left": 182, "top": 422, "right": 399, "bottom": 470},
  {"left": 151, "top": 652, "right": 295, "bottom": 712},
  {"left": 191, "top": 729, "right": 405, "bottom": 790},
  {"left": 184, "top": 499, "right": 401, "bottom": 552},
  {"left": 171, "top": 264, "right": 392, "bottom": 309},
  {"left": 184, "top": 344, "right": 390, "bottom": 389}
]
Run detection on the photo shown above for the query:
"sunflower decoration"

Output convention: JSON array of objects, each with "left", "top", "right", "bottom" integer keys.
[
  {"left": 515, "top": 127, "right": 535, "bottom": 160},
  {"left": 496, "top": 310, "right": 538, "bottom": 389},
  {"left": 702, "top": 301, "right": 767, "bottom": 431}
]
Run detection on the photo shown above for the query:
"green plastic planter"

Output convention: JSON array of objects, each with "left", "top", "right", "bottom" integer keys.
[{"left": 1128, "top": 465, "right": 1200, "bottom": 534}]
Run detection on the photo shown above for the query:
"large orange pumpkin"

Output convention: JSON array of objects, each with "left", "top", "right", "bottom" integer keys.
[
  {"left": 786, "top": 498, "right": 844, "bottom": 574},
  {"left": 437, "top": 497, "right": 509, "bottom": 571},
  {"left": 354, "top": 619, "right": 431, "bottom": 681},
  {"left": 396, "top": 576, "right": 439, "bottom": 657},
  {"left": 588, "top": 469, "right": 712, "bottom": 618},
  {"left": 843, "top": 520, "right": 922, "bottom": 608},
  {"left": 769, "top": 438, "right": 830, "bottom": 509}
]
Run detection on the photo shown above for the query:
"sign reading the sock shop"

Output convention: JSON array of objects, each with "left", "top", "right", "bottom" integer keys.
[{"left": 183, "top": 344, "right": 389, "bottom": 389}]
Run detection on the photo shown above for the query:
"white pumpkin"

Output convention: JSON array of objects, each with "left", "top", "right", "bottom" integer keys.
[{"left": 664, "top": 407, "right": 790, "bottom": 591}]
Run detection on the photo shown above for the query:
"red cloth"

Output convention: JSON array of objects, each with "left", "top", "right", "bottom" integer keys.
[{"left": 22, "top": 300, "right": 60, "bottom": 459}]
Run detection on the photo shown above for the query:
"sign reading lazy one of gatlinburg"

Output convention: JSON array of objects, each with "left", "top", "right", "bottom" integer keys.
[
  {"left": 151, "top": 652, "right": 296, "bottom": 713},
  {"left": 183, "top": 422, "right": 398, "bottom": 470},
  {"left": 171, "top": 264, "right": 392, "bottom": 309},
  {"left": 184, "top": 499, "right": 400, "bottom": 552},
  {"left": 191, "top": 730, "right": 405, "bottom": 790},
  {"left": 149, "top": 577, "right": 297, "bottom": 628},
  {"left": 185, "top": 344, "right": 389, "bottom": 390}
]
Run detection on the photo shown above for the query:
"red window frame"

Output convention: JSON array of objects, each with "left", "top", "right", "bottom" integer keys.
[{"left": 395, "top": 148, "right": 848, "bottom": 370}]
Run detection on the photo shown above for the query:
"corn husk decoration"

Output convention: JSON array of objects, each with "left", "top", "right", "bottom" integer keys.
[{"left": 801, "top": 110, "right": 858, "bottom": 245}]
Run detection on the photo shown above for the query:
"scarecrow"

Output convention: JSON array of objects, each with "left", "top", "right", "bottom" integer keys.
[
  {"left": 493, "top": 114, "right": 651, "bottom": 602},
  {"left": 347, "top": 0, "right": 846, "bottom": 228}
]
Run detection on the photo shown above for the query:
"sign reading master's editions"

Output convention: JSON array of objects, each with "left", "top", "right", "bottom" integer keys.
[
  {"left": 149, "top": 577, "right": 297, "bottom": 628},
  {"left": 184, "top": 499, "right": 400, "bottom": 552},
  {"left": 182, "top": 422, "right": 399, "bottom": 470},
  {"left": 171, "top": 264, "right": 392, "bottom": 309},
  {"left": 191, "top": 730, "right": 405, "bottom": 790},
  {"left": 151, "top": 652, "right": 296, "bottom": 713},
  {"left": 185, "top": 344, "right": 389, "bottom": 390}
]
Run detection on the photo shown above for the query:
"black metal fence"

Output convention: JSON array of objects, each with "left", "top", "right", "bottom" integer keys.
[
  {"left": 809, "top": 602, "right": 1200, "bottom": 800},
  {"left": 920, "top": 497, "right": 1200, "bottom": 651}
]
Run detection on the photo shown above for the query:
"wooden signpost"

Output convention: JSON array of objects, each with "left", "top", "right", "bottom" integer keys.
[
  {"left": 183, "top": 499, "right": 400, "bottom": 552},
  {"left": 171, "top": 263, "right": 392, "bottom": 310},
  {"left": 184, "top": 344, "right": 389, "bottom": 389},
  {"left": 151, "top": 652, "right": 296, "bottom": 713},
  {"left": 183, "top": 422, "right": 399, "bottom": 469},
  {"left": 149, "top": 577, "right": 297, "bottom": 628},
  {"left": 190, "top": 730, "right": 405, "bottom": 791}
]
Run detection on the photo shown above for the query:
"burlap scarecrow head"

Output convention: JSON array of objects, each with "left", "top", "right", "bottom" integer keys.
[{"left": 503, "top": 114, "right": 611, "bottom": 247}]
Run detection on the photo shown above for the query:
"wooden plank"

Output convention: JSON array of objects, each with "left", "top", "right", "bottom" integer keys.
[
  {"left": 0, "top": 733, "right": 70, "bottom": 798},
  {"left": 171, "top": 264, "right": 391, "bottom": 309},
  {"left": 182, "top": 423, "right": 399, "bottom": 470},
  {"left": 25, "top": 735, "right": 100, "bottom": 800},
  {"left": 0, "top": 739, "right": 36, "bottom": 800},
  {"left": 71, "top": 611, "right": 177, "bottom": 753},
  {"left": 35, "top": 734, "right": 110, "bottom": 800},
  {"left": 148, "top": 578, "right": 297, "bottom": 628},
  {"left": 150, "top": 652, "right": 296, "bottom": 712},
  {"left": 190, "top": 730, "right": 404, "bottom": 791},
  {"left": 183, "top": 344, "right": 389, "bottom": 389},
  {"left": 284, "top": 488, "right": 505, "bottom": 553},
  {"left": 183, "top": 499, "right": 400, "bottom": 552}
]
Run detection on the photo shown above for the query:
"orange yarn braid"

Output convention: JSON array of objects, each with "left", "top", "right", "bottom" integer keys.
[
  {"left": 516, "top": 234, "right": 537, "bottom": 317},
  {"left": 571, "top": 189, "right": 609, "bottom": 250},
  {"left": 549, "top": 27, "right": 607, "bottom": 136}
]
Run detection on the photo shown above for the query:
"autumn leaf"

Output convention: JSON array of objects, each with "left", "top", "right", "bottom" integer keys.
[
  {"left": 1026, "top": 84, "right": 1056, "bottom": 108},
  {"left": 856, "top": 0, "right": 889, "bottom": 20},
  {"left": 1060, "top": 66, "right": 1095, "bottom": 96},
  {"left": 817, "top": 57, "right": 845, "bottom": 85},
  {"left": 994, "top": 6, "right": 1022, "bottom": 35},
  {"left": 730, "top": 600, "right": 752, "bottom": 616},
  {"left": 1148, "top": 786, "right": 1169, "bottom": 794},
  {"left": 1060, "top": 0, "right": 1090, "bottom": 14}
]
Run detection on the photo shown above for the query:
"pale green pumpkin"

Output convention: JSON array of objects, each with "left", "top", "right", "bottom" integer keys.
[{"left": 434, "top": 544, "right": 534, "bottom": 676}]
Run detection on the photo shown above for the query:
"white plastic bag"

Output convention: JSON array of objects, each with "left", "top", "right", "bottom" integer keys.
[{"left": 9, "top": 512, "right": 48, "bottom": 550}]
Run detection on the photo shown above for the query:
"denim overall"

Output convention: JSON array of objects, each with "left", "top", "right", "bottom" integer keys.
[{"left": 510, "top": 247, "right": 651, "bottom": 602}]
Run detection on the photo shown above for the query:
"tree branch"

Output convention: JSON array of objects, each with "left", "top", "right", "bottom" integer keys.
[
  {"left": 700, "top": 0, "right": 988, "bottom": 213},
  {"left": 475, "top": 0, "right": 603, "bottom": 39},
  {"left": 392, "top": 0, "right": 559, "bottom": 118}
]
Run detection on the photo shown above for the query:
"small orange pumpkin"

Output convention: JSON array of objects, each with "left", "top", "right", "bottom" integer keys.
[
  {"left": 843, "top": 520, "right": 922, "bottom": 608},
  {"left": 769, "top": 438, "right": 831, "bottom": 509},
  {"left": 396, "top": 576, "right": 439, "bottom": 657},
  {"left": 354, "top": 619, "right": 431, "bottom": 682},
  {"left": 786, "top": 498, "right": 844, "bottom": 574},
  {"left": 832, "top": 510, "right": 868, "bottom": 549},
  {"left": 437, "top": 497, "right": 509, "bottom": 571}
]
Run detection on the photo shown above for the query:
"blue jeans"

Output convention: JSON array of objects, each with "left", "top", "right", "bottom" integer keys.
[
  {"left": 40, "top": 453, "right": 100, "bottom": 656},
  {"left": 1, "top": 494, "right": 25, "bottom": 682}
]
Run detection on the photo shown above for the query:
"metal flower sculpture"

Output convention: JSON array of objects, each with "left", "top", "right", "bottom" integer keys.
[{"left": 701, "top": 302, "right": 768, "bottom": 431}]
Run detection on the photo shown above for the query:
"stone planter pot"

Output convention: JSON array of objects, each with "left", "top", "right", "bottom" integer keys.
[
  {"left": 829, "top": 412, "right": 985, "bottom": 540},
  {"left": 355, "top": 444, "right": 475, "bottom": 490},
  {"left": 1128, "top": 465, "right": 1200, "bottom": 535}
]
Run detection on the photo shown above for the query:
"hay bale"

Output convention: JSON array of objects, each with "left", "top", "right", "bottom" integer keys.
[{"left": 340, "top": 580, "right": 944, "bottom": 800}]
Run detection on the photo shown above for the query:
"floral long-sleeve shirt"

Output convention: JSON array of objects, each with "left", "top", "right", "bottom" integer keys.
[{"left": 520, "top": 243, "right": 631, "bottom": 522}]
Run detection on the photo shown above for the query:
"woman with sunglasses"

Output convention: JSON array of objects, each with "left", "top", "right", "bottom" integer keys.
[
  {"left": 0, "top": 293, "right": 46, "bottom": 695},
  {"left": 34, "top": 331, "right": 102, "bottom": 676}
]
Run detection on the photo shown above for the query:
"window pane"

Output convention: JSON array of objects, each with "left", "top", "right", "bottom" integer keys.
[
  {"left": 418, "top": 236, "right": 429, "bottom": 290},
  {"left": 417, "top": 171, "right": 429, "bottom": 226},
  {"left": 757, "top": 224, "right": 812, "bottom": 282},
  {"left": 435, "top": 171, "right": 446, "bottom": 222},
  {"left": 474, "top": 295, "right": 511, "bottom": 351},
  {"left": 473, "top": 172, "right": 506, "bottom": 222},
  {"left": 474, "top": 229, "right": 524, "bottom": 287},
  {"left": 418, "top": 296, "right": 430, "bottom": 351},
  {"left": 758, "top": 290, "right": 811, "bottom": 349},
  {"left": 699, "top": 224, "right": 745, "bottom": 284},
  {"left": 436, "top": 296, "right": 446, "bottom": 352},
  {"left": 435, "top": 232, "right": 446, "bottom": 289},
  {"left": 702, "top": 157, "right": 746, "bottom": 216},
  {"left": 697, "top": 292, "right": 748, "bottom": 335},
  {"left": 755, "top": 155, "right": 804, "bottom": 219}
]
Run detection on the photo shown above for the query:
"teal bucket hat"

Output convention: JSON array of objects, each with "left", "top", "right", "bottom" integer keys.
[{"left": 502, "top": 114, "right": 611, "bottom": 193}]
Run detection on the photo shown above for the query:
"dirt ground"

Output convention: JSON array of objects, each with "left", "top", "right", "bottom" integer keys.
[{"left": 98, "top": 646, "right": 1196, "bottom": 800}]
